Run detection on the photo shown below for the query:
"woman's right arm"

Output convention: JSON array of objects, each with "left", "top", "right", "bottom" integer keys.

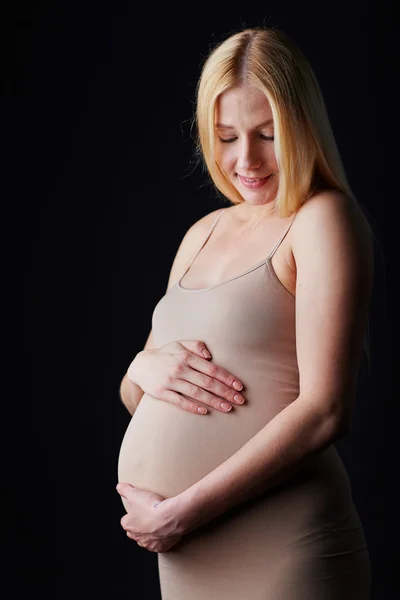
[
  {"left": 119, "top": 209, "right": 245, "bottom": 416},
  {"left": 119, "top": 331, "right": 155, "bottom": 416},
  {"left": 119, "top": 211, "right": 221, "bottom": 416}
]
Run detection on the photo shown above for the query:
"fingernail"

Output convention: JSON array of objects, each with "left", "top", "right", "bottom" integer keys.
[
  {"left": 232, "top": 380, "right": 243, "bottom": 391},
  {"left": 202, "top": 349, "right": 212, "bottom": 358},
  {"left": 234, "top": 394, "right": 245, "bottom": 404},
  {"left": 220, "top": 402, "right": 232, "bottom": 411}
]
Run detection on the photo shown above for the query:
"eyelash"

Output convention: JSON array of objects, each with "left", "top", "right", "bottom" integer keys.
[{"left": 218, "top": 135, "right": 274, "bottom": 143}]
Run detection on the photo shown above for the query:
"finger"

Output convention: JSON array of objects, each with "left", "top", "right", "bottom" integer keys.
[
  {"left": 180, "top": 369, "right": 246, "bottom": 407},
  {"left": 159, "top": 389, "right": 209, "bottom": 415},
  {"left": 120, "top": 515, "right": 129, "bottom": 529},
  {"left": 186, "top": 353, "right": 244, "bottom": 392},
  {"left": 172, "top": 379, "right": 235, "bottom": 413},
  {"left": 179, "top": 340, "right": 213, "bottom": 359},
  {"left": 116, "top": 482, "right": 134, "bottom": 499}
]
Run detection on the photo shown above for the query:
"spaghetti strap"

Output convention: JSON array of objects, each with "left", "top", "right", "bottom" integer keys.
[
  {"left": 179, "top": 209, "right": 226, "bottom": 282},
  {"left": 267, "top": 213, "right": 297, "bottom": 260},
  {"left": 186, "top": 209, "right": 225, "bottom": 270}
]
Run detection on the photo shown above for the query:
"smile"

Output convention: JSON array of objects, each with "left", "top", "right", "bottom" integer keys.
[{"left": 237, "top": 174, "right": 271, "bottom": 189}]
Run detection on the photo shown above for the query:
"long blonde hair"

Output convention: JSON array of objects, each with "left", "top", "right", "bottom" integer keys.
[
  {"left": 194, "top": 26, "right": 378, "bottom": 371},
  {"left": 195, "top": 27, "right": 355, "bottom": 217}
]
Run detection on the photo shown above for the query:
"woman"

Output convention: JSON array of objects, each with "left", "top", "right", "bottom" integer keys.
[{"left": 117, "top": 26, "right": 373, "bottom": 599}]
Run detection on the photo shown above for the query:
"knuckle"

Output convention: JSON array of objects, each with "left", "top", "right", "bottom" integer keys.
[
  {"left": 189, "top": 385, "right": 200, "bottom": 398},
  {"left": 180, "top": 394, "right": 200, "bottom": 413},
  {"left": 165, "top": 391, "right": 178, "bottom": 404},
  {"left": 204, "top": 395, "right": 215, "bottom": 408},
  {"left": 182, "top": 351, "right": 192, "bottom": 364},
  {"left": 225, "top": 375, "right": 234, "bottom": 386},
  {"left": 222, "top": 387, "right": 232, "bottom": 399},
  {"left": 201, "top": 376, "right": 212, "bottom": 389},
  {"left": 154, "top": 385, "right": 165, "bottom": 397},
  {"left": 180, "top": 397, "right": 197, "bottom": 413},
  {"left": 170, "top": 363, "right": 183, "bottom": 378},
  {"left": 207, "top": 363, "right": 218, "bottom": 376},
  {"left": 209, "top": 395, "right": 223, "bottom": 409},
  {"left": 165, "top": 370, "right": 176, "bottom": 384}
]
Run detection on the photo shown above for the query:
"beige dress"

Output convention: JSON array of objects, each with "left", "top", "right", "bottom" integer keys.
[{"left": 118, "top": 209, "right": 371, "bottom": 599}]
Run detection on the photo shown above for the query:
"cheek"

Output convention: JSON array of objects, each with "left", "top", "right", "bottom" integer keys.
[{"left": 215, "top": 147, "right": 235, "bottom": 171}]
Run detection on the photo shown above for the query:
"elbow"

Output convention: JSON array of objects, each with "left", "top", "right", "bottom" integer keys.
[
  {"left": 312, "top": 397, "right": 352, "bottom": 447},
  {"left": 323, "top": 404, "right": 352, "bottom": 445}
]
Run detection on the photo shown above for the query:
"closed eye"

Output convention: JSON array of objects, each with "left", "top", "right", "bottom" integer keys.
[{"left": 218, "top": 134, "right": 274, "bottom": 143}]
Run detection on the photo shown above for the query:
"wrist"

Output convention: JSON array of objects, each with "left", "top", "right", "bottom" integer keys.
[
  {"left": 127, "top": 350, "right": 147, "bottom": 387},
  {"left": 166, "top": 487, "right": 200, "bottom": 536}
]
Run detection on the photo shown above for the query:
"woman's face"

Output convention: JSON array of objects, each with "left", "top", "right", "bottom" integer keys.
[{"left": 214, "top": 84, "right": 279, "bottom": 206}]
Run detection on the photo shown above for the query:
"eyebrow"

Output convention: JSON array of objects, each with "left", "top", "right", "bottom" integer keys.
[{"left": 215, "top": 119, "right": 274, "bottom": 129}]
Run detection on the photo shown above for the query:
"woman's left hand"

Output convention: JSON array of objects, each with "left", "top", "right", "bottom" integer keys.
[{"left": 116, "top": 483, "right": 183, "bottom": 553}]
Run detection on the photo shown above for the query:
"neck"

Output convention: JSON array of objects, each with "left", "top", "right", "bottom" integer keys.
[{"left": 236, "top": 201, "right": 279, "bottom": 226}]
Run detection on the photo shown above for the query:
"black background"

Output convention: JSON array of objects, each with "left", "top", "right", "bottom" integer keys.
[{"left": 5, "top": 1, "right": 393, "bottom": 598}]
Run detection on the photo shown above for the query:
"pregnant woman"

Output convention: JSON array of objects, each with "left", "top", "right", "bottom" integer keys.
[{"left": 117, "top": 26, "right": 374, "bottom": 599}]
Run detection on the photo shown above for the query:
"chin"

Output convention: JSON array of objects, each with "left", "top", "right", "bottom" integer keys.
[
  {"left": 237, "top": 190, "right": 276, "bottom": 206},
  {"left": 232, "top": 177, "right": 279, "bottom": 206}
]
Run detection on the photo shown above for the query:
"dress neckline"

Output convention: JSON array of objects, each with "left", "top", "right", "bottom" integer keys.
[
  {"left": 175, "top": 208, "right": 297, "bottom": 297},
  {"left": 176, "top": 255, "right": 295, "bottom": 300},
  {"left": 176, "top": 257, "right": 267, "bottom": 293}
]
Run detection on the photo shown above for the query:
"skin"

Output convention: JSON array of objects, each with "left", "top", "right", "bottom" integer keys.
[
  {"left": 117, "top": 84, "right": 374, "bottom": 553},
  {"left": 215, "top": 83, "right": 279, "bottom": 213}
]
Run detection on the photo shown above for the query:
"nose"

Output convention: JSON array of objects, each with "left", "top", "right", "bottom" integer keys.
[{"left": 237, "top": 139, "right": 262, "bottom": 172}]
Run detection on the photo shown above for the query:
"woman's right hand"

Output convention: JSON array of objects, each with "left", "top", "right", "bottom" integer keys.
[{"left": 127, "top": 340, "right": 246, "bottom": 415}]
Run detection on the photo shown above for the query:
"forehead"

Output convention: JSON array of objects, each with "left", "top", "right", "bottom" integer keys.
[{"left": 215, "top": 85, "right": 273, "bottom": 127}]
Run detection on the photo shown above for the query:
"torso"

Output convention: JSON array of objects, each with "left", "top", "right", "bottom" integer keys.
[{"left": 117, "top": 192, "right": 371, "bottom": 597}]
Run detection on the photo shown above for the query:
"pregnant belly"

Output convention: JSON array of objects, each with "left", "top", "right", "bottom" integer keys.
[
  {"left": 117, "top": 394, "right": 356, "bottom": 535},
  {"left": 117, "top": 392, "right": 280, "bottom": 500}
]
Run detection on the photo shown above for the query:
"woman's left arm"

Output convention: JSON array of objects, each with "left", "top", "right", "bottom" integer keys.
[{"left": 171, "top": 191, "right": 374, "bottom": 536}]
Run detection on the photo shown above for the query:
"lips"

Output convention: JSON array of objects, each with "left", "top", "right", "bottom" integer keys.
[{"left": 237, "top": 174, "right": 271, "bottom": 189}]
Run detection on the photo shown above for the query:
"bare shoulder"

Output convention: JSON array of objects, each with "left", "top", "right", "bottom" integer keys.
[
  {"left": 294, "top": 189, "right": 372, "bottom": 234},
  {"left": 186, "top": 207, "right": 227, "bottom": 238},
  {"left": 292, "top": 189, "right": 374, "bottom": 274},
  {"left": 165, "top": 207, "right": 227, "bottom": 291}
]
